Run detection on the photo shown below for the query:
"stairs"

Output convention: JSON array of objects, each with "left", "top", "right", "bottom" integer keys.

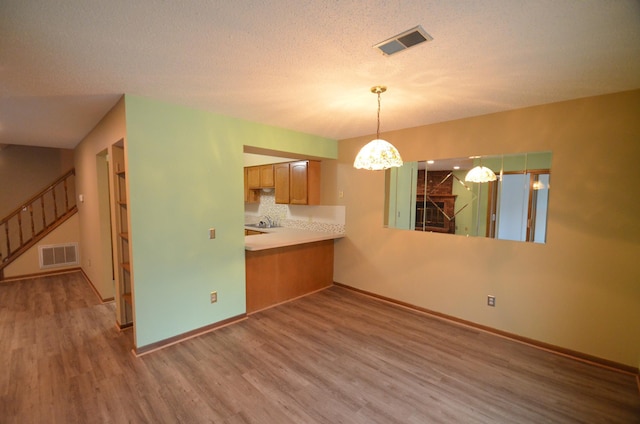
[{"left": 0, "top": 169, "right": 77, "bottom": 280}]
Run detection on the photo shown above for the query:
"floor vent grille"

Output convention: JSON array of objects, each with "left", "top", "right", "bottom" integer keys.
[{"left": 39, "top": 243, "right": 79, "bottom": 269}]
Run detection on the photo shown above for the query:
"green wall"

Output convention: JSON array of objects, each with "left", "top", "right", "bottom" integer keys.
[{"left": 124, "top": 95, "right": 337, "bottom": 348}]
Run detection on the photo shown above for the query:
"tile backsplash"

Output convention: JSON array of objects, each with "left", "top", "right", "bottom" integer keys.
[{"left": 245, "top": 192, "right": 345, "bottom": 233}]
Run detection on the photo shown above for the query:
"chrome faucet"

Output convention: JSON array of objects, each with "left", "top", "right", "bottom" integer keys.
[{"left": 261, "top": 216, "right": 273, "bottom": 228}]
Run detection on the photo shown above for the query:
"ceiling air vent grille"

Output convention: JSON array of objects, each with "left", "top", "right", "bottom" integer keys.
[{"left": 374, "top": 25, "right": 433, "bottom": 56}]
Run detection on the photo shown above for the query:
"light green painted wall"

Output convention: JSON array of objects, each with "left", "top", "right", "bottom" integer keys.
[{"left": 124, "top": 95, "right": 336, "bottom": 348}]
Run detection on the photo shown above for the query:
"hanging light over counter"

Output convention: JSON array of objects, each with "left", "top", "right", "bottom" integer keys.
[{"left": 353, "top": 86, "right": 403, "bottom": 171}]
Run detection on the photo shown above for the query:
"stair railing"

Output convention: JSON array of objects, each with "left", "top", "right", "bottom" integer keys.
[{"left": 0, "top": 169, "right": 77, "bottom": 274}]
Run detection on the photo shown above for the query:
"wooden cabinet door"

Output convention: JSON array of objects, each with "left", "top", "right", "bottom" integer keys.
[
  {"left": 244, "top": 168, "right": 260, "bottom": 203},
  {"left": 289, "top": 160, "right": 320, "bottom": 205},
  {"left": 260, "top": 165, "right": 274, "bottom": 187},
  {"left": 247, "top": 166, "right": 261, "bottom": 189},
  {"left": 289, "top": 161, "right": 309, "bottom": 205},
  {"left": 274, "top": 163, "right": 290, "bottom": 204}
]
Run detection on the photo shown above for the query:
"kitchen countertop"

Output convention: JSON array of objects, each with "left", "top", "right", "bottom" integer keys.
[{"left": 244, "top": 226, "right": 344, "bottom": 251}]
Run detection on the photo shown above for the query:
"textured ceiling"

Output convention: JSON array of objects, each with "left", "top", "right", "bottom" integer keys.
[{"left": 1, "top": 1, "right": 639, "bottom": 149}]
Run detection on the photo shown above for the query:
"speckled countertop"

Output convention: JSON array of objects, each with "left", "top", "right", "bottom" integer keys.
[{"left": 244, "top": 226, "right": 344, "bottom": 251}]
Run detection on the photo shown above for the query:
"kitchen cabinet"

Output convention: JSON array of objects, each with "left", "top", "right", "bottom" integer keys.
[
  {"left": 245, "top": 239, "right": 334, "bottom": 314},
  {"left": 244, "top": 168, "right": 259, "bottom": 203},
  {"left": 247, "top": 164, "right": 274, "bottom": 189},
  {"left": 245, "top": 165, "right": 274, "bottom": 203},
  {"left": 259, "top": 164, "right": 274, "bottom": 188},
  {"left": 246, "top": 166, "right": 261, "bottom": 189},
  {"left": 246, "top": 160, "right": 320, "bottom": 205},
  {"left": 274, "top": 163, "right": 290, "bottom": 204},
  {"left": 275, "top": 160, "right": 321, "bottom": 205}
]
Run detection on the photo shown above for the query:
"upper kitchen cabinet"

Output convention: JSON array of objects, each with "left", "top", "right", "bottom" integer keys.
[
  {"left": 274, "top": 163, "right": 290, "bottom": 204},
  {"left": 244, "top": 168, "right": 259, "bottom": 203},
  {"left": 245, "top": 164, "right": 275, "bottom": 203},
  {"left": 247, "top": 164, "right": 274, "bottom": 189},
  {"left": 259, "top": 165, "right": 274, "bottom": 188},
  {"left": 276, "top": 160, "right": 321, "bottom": 205},
  {"left": 246, "top": 166, "right": 261, "bottom": 189},
  {"left": 290, "top": 160, "right": 320, "bottom": 205}
]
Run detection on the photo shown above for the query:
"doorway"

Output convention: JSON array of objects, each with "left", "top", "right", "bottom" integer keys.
[{"left": 96, "top": 149, "right": 115, "bottom": 298}]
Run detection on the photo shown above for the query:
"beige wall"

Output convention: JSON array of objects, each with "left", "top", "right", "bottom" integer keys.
[
  {"left": 3, "top": 214, "right": 80, "bottom": 278},
  {"left": 0, "top": 145, "right": 74, "bottom": 217},
  {"left": 74, "top": 97, "right": 126, "bottom": 300},
  {"left": 333, "top": 90, "right": 640, "bottom": 369}
]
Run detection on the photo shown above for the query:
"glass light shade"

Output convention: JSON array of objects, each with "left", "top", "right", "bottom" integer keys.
[
  {"left": 353, "top": 139, "right": 403, "bottom": 170},
  {"left": 464, "top": 165, "right": 497, "bottom": 183}
]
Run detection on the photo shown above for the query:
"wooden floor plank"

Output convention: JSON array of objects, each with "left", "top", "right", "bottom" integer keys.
[{"left": 1, "top": 272, "right": 638, "bottom": 423}]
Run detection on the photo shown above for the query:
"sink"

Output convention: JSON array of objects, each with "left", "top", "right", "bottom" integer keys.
[{"left": 245, "top": 223, "right": 281, "bottom": 229}]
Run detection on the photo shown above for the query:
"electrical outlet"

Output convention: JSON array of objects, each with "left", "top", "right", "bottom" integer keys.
[
  {"left": 210, "top": 291, "right": 218, "bottom": 303},
  {"left": 487, "top": 295, "right": 496, "bottom": 307}
]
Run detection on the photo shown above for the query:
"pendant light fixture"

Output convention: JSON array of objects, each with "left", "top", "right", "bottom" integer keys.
[
  {"left": 353, "top": 86, "right": 403, "bottom": 170},
  {"left": 464, "top": 165, "right": 497, "bottom": 183}
]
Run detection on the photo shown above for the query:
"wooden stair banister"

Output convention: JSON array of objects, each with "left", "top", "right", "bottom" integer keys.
[{"left": 0, "top": 169, "right": 77, "bottom": 279}]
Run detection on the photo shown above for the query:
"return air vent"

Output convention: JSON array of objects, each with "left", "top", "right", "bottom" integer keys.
[
  {"left": 38, "top": 243, "right": 79, "bottom": 269},
  {"left": 374, "top": 25, "right": 433, "bottom": 56}
]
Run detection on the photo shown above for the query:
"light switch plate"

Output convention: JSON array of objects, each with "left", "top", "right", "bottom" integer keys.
[{"left": 209, "top": 228, "right": 216, "bottom": 239}]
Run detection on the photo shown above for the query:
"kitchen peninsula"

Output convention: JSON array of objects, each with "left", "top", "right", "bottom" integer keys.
[{"left": 245, "top": 226, "right": 344, "bottom": 314}]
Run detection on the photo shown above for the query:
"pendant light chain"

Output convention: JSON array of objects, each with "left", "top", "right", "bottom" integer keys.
[
  {"left": 376, "top": 90, "right": 381, "bottom": 140},
  {"left": 353, "top": 85, "right": 403, "bottom": 170}
]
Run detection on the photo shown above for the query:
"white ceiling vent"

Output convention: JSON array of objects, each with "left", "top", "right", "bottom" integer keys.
[{"left": 374, "top": 26, "right": 433, "bottom": 56}]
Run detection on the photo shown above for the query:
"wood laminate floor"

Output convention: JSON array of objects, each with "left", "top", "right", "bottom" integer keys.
[{"left": 1, "top": 272, "right": 638, "bottom": 423}]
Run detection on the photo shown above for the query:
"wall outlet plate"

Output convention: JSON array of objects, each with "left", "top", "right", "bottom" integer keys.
[
  {"left": 487, "top": 295, "right": 496, "bottom": 307},
  {"left": 210, "top": 291, "right": 218, "bottom": 303}
]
